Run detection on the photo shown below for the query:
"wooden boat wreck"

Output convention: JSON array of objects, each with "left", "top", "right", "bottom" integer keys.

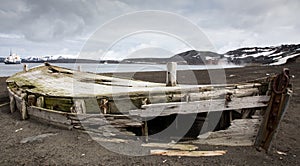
[{"left": 6, "top": 63, "right": 292, "bottom": 152}]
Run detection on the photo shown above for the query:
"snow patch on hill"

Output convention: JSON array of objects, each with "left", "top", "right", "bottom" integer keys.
[
  {"left": 23, "top": 54, "right": 77, "bottom": 61},
  {"left": 269, "top": 53, "right": 300, "bottom": 65},
  {"left": 225, "top": 44, "right": 300, "bottom": 65}
]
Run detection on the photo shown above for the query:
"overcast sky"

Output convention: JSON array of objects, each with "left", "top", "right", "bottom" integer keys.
[{"left": 1, "top": 0, "right": 300, "bottom": 59}]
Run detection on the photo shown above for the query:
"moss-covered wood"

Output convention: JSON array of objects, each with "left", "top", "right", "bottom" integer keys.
[{"left": 44, "top": 97, "right": 73, "bottom": 112}]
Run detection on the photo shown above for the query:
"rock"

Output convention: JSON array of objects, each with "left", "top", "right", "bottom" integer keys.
[{"left": 15, "top": 128, "right": 23, "bottom": 132}]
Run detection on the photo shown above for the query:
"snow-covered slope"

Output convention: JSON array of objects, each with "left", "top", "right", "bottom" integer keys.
[{"left": 225, "top": 44, "right": 300, "bottom": 65}]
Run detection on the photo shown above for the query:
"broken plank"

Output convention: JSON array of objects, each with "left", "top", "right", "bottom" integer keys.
[
  {"left": 77, "top": 117, "right": 108, "bottom": 126},
  {"left": 142, "top": 143, "right": 198, "bottom": 151},
  {"left": 195, "top": 119, "right": 260, "bottom": 146},
  {"left": 79, "top": 117, "right": 142, "bottom": 128}
]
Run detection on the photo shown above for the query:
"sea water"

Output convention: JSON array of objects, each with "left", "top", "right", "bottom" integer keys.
[{"left": 0, "top": 63, "right": 242, "bottom": 77}]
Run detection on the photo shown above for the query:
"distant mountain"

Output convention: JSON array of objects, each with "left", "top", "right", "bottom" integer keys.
[
  {"left": 3, "top": 44, "right": 300, "bottom": 65},
  {"left": 122, "top": 44, "right": 300, "bottom": 66},
  {"left": 225, "top": 44, "right": 300, "bottom": 65},
  {"left": 122, "top": 50, "right": 223, "bottom": 65},
  {"left": 170, "top": 50, "right": 223, "bottom": 65}
]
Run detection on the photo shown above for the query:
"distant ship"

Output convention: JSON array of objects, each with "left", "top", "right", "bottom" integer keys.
[{"left": 4, "top": 50, "right": 21, "bottom": 64}]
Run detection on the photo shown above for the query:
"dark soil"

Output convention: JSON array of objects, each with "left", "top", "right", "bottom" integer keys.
[{"left": 0, "top": 61, "right": 299, "bottom": 165}]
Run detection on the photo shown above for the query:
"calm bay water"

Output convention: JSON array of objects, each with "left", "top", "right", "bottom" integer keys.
[{"left": 0, "top": 63, "right": 242, "bottom": 77}]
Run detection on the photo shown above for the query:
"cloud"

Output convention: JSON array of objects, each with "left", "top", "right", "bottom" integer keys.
[
  {"left": 0, "top": 0, "right": 300, "bottom": 57},
  {"left": 82, "top": 32, "right": 192, "bottom": 60}
]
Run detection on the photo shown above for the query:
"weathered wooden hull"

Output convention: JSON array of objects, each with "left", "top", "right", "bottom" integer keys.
[{"left": 5, "top": 64, "right": 292, "bottom": 152}]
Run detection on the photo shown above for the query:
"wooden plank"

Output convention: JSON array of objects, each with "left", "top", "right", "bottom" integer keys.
[
  {"left": 27, "top": 106, "right": 73, "bottom": 126},
  {"left": 78, "top": 117, "right": 108, "bottom": 126},
  {"left": 9, "top": 93, "right": 16, "bottom": 113},
  {"left": 195, "top": 119, "right": 260, "bottom": 146},
  {"left": 129, "top": 96, "right": 270, "bottom": 117},
  {"left": 87, "top": 135, "right": 128, "bottom": 143},
  {"left": 20, "top": 93, "right": 28, "bottom": 120},
  {"left": 255, "top": 68, "right": 292, "bottom": 152},
  {"left": 108, "top": 119, "right": 143, "bottom": 127},
  {"left": 7, "top": 88, "right": 22, "bottom": 112},
  {"left": 142, "top": 143, "right": 198, "bottom": 151},
  {"left": 29, "top": 106, "right": 77, "bottom": 116},
  {"left": 79, "top": 117, "right": 143, "bottom": 128},
  {"left": 150, "top": 149, "right": 226, "bottom": 157},
  {"left": 68, "top": 114, "right": 130, "bottom": 122},
  {"left": 188, "top": 88, "right": 259, "bottom": 101},
  {"left": 255, "top": 89, "right": 292, "bottom": 152}
]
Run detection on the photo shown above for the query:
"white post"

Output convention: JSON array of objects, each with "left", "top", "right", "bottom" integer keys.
[
  {"left": 23, "top": 64, "right": 28, "bottom": 72},
  {"left": 77, "top": 65, "right": 81, "bottom": 72},
  {"left": 166, "top": 62, "right": 177, "bottom": 86},
  {"left": 20, "top": 93, "right": 28, "bottom": 120},
  {"left": 36, "top": 96, "right": 45, "bottom": 108},
  {"left": 9, "top": 94, "right": 16, "bottom": 113}
]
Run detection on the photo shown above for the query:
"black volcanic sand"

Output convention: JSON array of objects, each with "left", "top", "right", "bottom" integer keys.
[
  {"left": 0, "top": 77, "right": 8, "bottom": 103},
  {"left": 0, "top": 61, "right": 299, "bottom": 165}
]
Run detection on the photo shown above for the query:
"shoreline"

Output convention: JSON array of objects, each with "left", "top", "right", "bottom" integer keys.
[{"left": 0, "top": 62, "right": 243, "bottom": 77}]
